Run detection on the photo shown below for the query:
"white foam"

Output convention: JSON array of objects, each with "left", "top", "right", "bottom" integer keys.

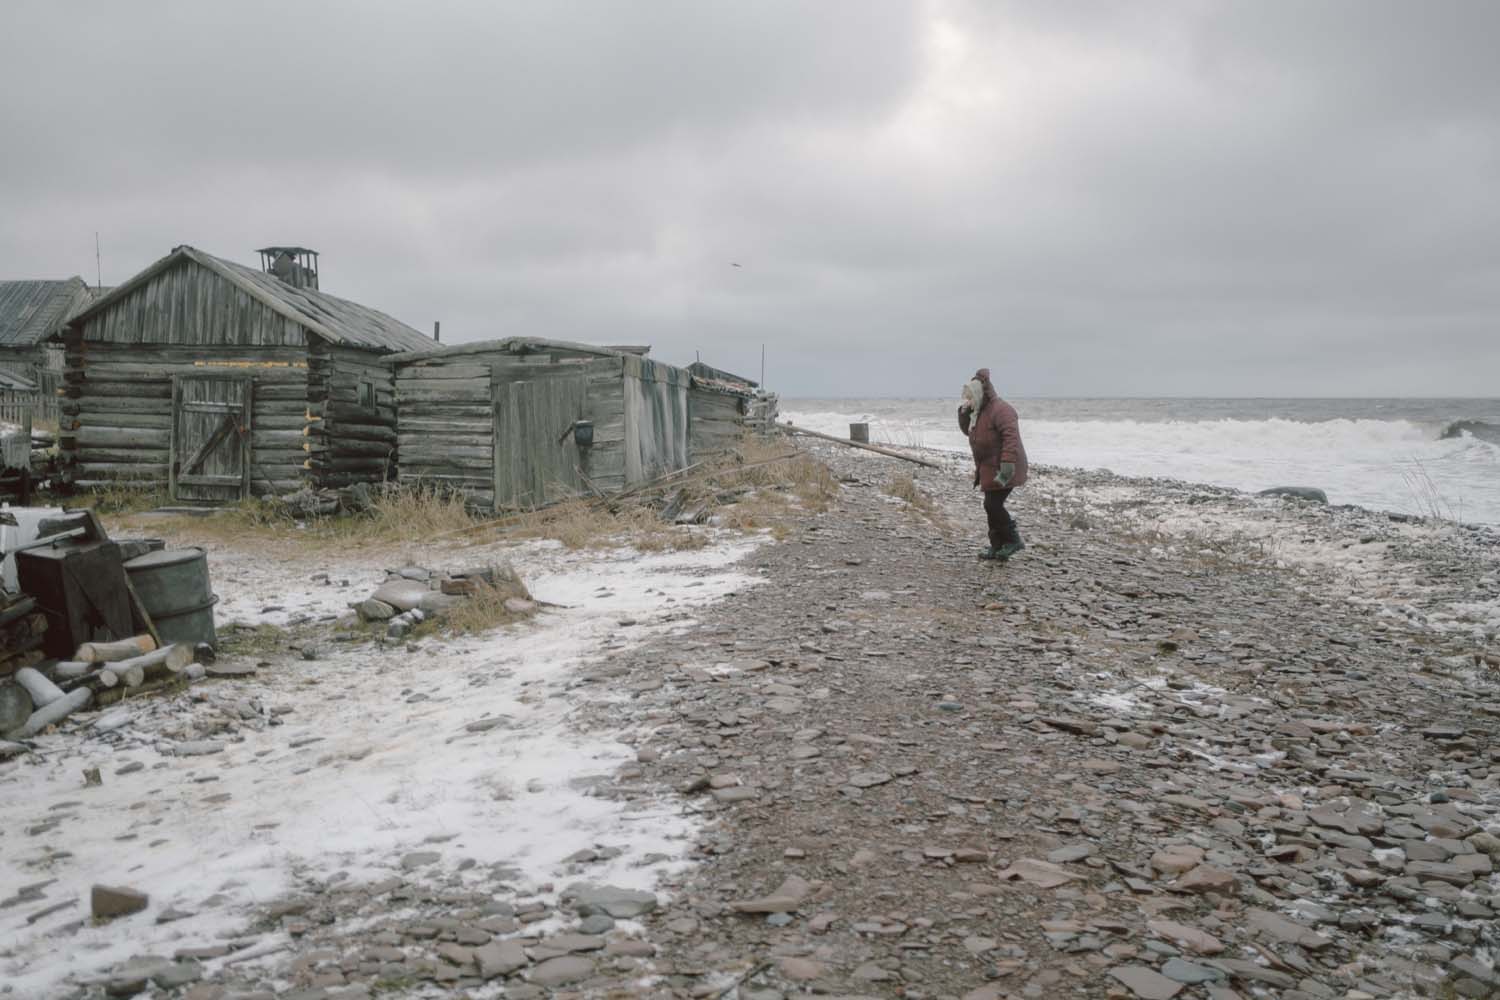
[{"left": 784, "top": 406, "right": 1500, "bottom": 525}]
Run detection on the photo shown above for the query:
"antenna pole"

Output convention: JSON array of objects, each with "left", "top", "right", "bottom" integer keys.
[
  {"left": 94, "top": 232, "right": 102, "bottom": 290},
  {"left": 760, "top": 343, "right": 765, "bottom": 386}
]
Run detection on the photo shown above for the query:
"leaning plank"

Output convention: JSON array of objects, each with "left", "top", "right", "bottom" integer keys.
[{"left": 779, "top": 423, "right": 941, "bottom": 469}]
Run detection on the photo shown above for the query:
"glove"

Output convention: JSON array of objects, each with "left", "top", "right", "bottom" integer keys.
[{"left": 998, "top": 462, "right": 1015, "bottom": 487}]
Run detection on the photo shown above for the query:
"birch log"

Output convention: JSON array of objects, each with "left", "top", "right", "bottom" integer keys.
[
  {"left": 75, "top": 635, "right": 158, "bottom": 664},
  {"left": 6, "top": 687, "right": 92, "bottom": 740},
  {"left": 53, "top": 661, "right": 94, "bottom": 680},
  {"left": 12, "top": 667, "right": 65, "bottom": 709},
  {"left": 97, "top": 646, "right": 191, "bottom": 691}
]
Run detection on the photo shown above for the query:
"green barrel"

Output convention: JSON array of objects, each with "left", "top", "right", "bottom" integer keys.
[{"left": 123, "top": 547, "right": 218, "bottom": 648}]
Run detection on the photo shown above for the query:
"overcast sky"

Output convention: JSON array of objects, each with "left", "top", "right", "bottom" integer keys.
[{"left": 2, "top": 1, "right": 1496, "bottom": 397}]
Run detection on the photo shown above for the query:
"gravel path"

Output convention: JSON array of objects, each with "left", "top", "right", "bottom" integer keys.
[
  {"left": 581, "top": 443, "right": 1500, "bottom": 1000},
  {"left": 22, "top": 442, "right": 1500, "bottom": 1000}
]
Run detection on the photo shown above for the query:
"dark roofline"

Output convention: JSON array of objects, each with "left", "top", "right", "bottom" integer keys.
[
  {"left": 385, "top": 336, "right": 630, "bottom": 365},
  {"left": 60, "top": 245, "right": 430, "bottom": 352}
]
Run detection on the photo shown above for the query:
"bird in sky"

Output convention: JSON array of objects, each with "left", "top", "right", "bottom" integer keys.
[{"left": 729, "top": 262, "right": 742, "bottom": 268}]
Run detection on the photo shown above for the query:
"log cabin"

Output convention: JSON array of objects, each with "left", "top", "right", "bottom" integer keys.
[
  {"left": 0, "top": 277, "right": 95, "bottom": 424},
  {"left": 57, "top": 245, "right": 435, "bottom": 501},
  {"left": 388, "top": 338, "right": 691, "bottom": 510}
]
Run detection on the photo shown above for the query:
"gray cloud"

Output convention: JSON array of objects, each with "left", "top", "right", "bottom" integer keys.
[{"left": 2, "top": 0, "right": 1495, "bottom": 395}]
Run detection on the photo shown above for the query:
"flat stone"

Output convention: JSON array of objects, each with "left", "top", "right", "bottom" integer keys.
[
  {"left": 1161, "top": 959, "right": 1223, "bottom": 985},
  {"left": 1147, "top": 919, "right": 1225, "bottom": 955},
  {"left": 543, "top": 933, "right": 605, "bottom": 953},
  {"left": 847, "top": 771, "right": 893, "bottom": 788},
  {"left": 400, "top": 851, "right": 440, "bottom": 871},
  {"left": 473, "top": 940, "right": 527, "bottom": 979},
  {"left": 996, "top": 858, "right": 1078, "bottom": 888},
  {"left": 1175, "top": 865, "right": 1236, "bottom": 894},
  {"left": 356, "top": 599, "right": 396, "bottom": 621},
  {"left": 1108, "top": 964, "right": 1183, "bottom": 999},
  {"left": 529, "top": 955, "right": 593, "bottom": 987},
  {"left": 731, "top": 876, "right": 810, "bottom": 914},
  {"left": 92, "top": 885, "right": 149, "bottom": 920},
  {"left": 435, "top": 943, "right": 474, "bottom": 966},
  {"left": 371, "top": 579, "right": 429, "bottom": 612},
  {"left": 567, "top": 883, "right": 658, "bottom": 919},
  {"left": 1247, "top": 909, "right": 1332, "bottom": 950},
  {"left": 1151, "top": 845, "right": 1205, "bottom": 875},
  {"left": 1040, "top": 716, "right": 1099, "bottom": 736},
  {"left": 1047, "top": 843, "right": 1094, "bottom": 864},
  {"left": 778, "top": 957, "right": 827, "bottom": 981}
]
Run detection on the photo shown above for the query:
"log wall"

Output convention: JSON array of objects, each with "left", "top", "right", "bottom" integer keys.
[
  {"left": 688, "top": 386, "right": 750, "bottom": 462},
  {"left": 394, "top": 355, "right": 494, "bottom": 505},
  {"left": 393, "top": 347, "right": 630, "bottom": 510},
  {"left": 305, "top": 341, "right": 398, "bottom": 490},
  {"left": 59, "top": 336, "right": 309, "bottom": 494}
]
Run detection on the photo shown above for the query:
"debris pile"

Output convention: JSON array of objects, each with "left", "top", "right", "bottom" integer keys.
[
  {"left": 350, "top": 562, "right": 535, "bottom": 638},
  {"left": 0, "top": 587, "right": 47, "bottom": 677}
]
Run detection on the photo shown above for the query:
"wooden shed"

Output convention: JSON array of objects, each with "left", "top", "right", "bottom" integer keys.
[
  {"left": 389, "top": 338, "right": 691, "bottom": 510},
  {"left": 686, "top": 361, "right": 780, "bottom": 459},
  {"left": 58, "top": 245, "right": 434, "bottom": 502},
  {"left": 686, "top": 361, "right": 758, "bottom": 461},
  {"left": 0, "top": 277, "right": 94, "bottom": 425}
]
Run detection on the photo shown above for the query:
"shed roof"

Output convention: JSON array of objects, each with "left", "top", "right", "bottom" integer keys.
[
  {"left": 66, "top": 246, "right": 434, "bottom": 353},
  {"left": 0, "top": 277, "right": 93, "bottom": 347},
  {"left": 387, "top": 336, "right": 628, "bottom": 365},
  {"left": 688, "top": 360, "right": 758, "bottom": 388},
  {"left": 0, "top": 368, "right": 37, "bottom": 391}
]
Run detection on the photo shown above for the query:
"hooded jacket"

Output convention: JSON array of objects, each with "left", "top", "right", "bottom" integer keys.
[{"left": 957, "top": 368, "right": 1028, "bottom": 491}]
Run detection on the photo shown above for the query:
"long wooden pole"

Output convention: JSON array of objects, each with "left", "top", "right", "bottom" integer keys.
[{"left": 778, "top": 423, "right": 943, "bottom": 470}]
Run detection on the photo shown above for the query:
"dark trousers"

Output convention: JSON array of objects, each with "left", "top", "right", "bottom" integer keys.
[{"left": 984, "top": 488, "right": 1018, "bottom": 549}]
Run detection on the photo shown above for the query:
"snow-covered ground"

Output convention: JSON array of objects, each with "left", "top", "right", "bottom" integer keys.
[{"left": 0, "top": 531, "right": 762, "bottom": 998}]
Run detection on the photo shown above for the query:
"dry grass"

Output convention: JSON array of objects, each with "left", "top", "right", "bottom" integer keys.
[
  {"left": 509, "top": 499, "right": 711, "bottom": 552},
  {"left": 104, "top": 435, "right": 840, "bottom": 556},
  {"left": 110, "top": 485, "right": 481, "bottom": 555},
  {"left": 444, "top": 580, "right": 537, "bottom": 635},
  {"left": 79, "top": 483, "right": 171, "bottom": 516},
  {"left": 884, "top": 471, "right": 952, "bottom": 535}
]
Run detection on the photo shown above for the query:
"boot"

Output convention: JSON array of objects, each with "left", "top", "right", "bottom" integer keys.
[
  {"left": 978, "top": 546, "right": 1003, "bottom": 561},
  {"left": 995, "top": 521, "right": 1025, "bottom": 560}
]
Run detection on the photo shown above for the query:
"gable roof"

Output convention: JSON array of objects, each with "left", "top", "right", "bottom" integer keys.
[
  {"left": 0, "top": 277, "right": 93, "bottom": 347},
  {"left": 66, "top": 246, "right": 435, "bottom": 353}
]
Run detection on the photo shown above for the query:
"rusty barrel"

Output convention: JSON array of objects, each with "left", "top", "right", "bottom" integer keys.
[{"left": 123, "top": 547, "right": 218, "bottom": 648}]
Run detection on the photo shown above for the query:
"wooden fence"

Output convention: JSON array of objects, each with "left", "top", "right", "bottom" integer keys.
[{"left": 0, "top": 389, "right": 35, "bottom": 425}]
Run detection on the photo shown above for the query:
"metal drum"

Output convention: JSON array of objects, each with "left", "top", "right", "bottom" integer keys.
[{"left": 123, "top": 547, "right": 218, "bottom": 648}]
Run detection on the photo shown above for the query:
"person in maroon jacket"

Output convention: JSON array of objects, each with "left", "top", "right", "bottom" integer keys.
[{"left": 957, "top": 368, "right": 1029, "bottom": 561}]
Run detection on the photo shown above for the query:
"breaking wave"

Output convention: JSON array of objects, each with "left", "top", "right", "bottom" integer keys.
[
  {"left": 1441, "top": 419, "right": 1500, "bottom": 445},
  {"left": 782, "top": 404, "right": 1500, "bottom": 525}
]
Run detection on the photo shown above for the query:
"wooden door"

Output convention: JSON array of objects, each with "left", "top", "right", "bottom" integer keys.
[
  {"left": 493, "top": 374, "right": 589, "bottom": 508},
  {"left": 171, "top": 374, "right": 254, "bottom": 502}
]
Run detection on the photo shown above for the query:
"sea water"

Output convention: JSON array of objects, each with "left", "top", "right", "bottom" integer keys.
[{"left": 781, "top": 398, "right": 1500, "bottom": 526}]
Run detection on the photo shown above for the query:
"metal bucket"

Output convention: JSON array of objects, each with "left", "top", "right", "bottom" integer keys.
[{"left": 123, "top": 547, "right": 218, "bottom": 648}]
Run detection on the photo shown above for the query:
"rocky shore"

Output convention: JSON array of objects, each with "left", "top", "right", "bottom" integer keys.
[{"left": 4, "top": 441, "right": 1498, "bottom": 1000}]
